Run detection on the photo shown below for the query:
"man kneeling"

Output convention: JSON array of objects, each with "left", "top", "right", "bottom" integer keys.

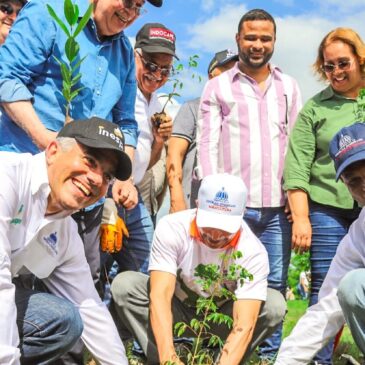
[
  {"left": 112, "top": 173, "right": 286, "bottom": 364},
  {"left": 0, "top": 117, "right": 132, "bottom": 364}
]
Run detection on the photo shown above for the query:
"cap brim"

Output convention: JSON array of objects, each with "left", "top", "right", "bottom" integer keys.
[
  {"left": 335, "top": 153, "right": 365, "bottom": 181},
  {"left": 196, "top": 208, "right": 242, "bottom": 234},
  {"left": 75, "top": 137, "right": 132, "bottom": 181},
  {"left": 147, "top": 0, "right": 163, "bottom": 7},
  {"left": 139, "top": 45, "right": 179, "bottom": 60},
  {"left": 218, "top": 55, "right": 239, "bottom": 67}
]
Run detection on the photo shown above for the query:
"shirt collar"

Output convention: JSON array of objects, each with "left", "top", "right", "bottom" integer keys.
[
  {"left": 228, "top": 62, "right": 281, "bottom": 83},
  {"left": 189, "top": 214, "right": 241, "bottom": 248},
  {"left": 319, "top": 85, "right": 358, "bottom": 101}
]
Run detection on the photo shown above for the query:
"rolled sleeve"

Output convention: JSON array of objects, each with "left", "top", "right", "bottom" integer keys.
[{"left": 283, "top": 104, "right": 316, "bottom": 193}]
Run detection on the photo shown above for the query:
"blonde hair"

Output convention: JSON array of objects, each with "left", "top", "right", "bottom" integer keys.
[{"left": 313, "top": 27, "right": 365, "bottom": 81}]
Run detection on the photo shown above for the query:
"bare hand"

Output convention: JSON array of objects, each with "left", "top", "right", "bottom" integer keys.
[
  {"left": 284, "top": 200, "right": 293, "bottom": 223},
  {"left": 111, "top": 179, "right": 138, "bottom": 210},
  {"left": 291, "top": 217, "right": 312, "bottom": 254},
  {"left": 151, "top": 113, "right": 173, "bottom": 142}
]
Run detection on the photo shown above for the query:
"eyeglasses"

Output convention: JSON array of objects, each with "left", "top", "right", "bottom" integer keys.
[
  {"left": 120, "top": 0, "right": 147, "bottom": 16},
  {"left": 321, "top": 60, "right": 352, "bottom": 74},
  {"left": 137, "top": 51, "right": 172, "bottom": 77},
  {"left": 0, "top": 3, "right": 21, "bottom": 16}
]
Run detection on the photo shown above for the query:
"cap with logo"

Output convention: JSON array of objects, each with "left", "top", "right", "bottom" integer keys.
[
  {"left": 329, "top": 122, "right": 365, "bottom": 181},
  {"left": 135, "top": 22, "right": 178, "bottom": 59},
  {"left": 208, "top": 49, "right": 238, "bottom": 74},
  {"left": 196, "top": 173, "right": 247, "bottom": 234},
  {"left": 147, "top": 0, "right": 163, "bottom": 7},
  {"left": 57, "top": 117, "right": 132, "bottom": 181}
]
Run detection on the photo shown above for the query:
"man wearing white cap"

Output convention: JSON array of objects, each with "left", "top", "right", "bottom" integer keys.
[{"left": 111, "top": 173, "right": 286, "bottom": 364}]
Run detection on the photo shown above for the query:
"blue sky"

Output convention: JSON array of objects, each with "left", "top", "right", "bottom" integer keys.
[{"left": 126, "top": 0, "right": 365, "bottom": 108}]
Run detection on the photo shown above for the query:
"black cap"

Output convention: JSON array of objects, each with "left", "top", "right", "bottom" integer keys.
[
  {"left": 147, "top": 0, "right": 163, "bottom": 7},
  {"left": 57, "top": 117, "right": 132, "bottom": 181},
  {"left": 135, "top": 22, "right": 178, "bottom": 59},
  {"left": 208, "top": 49, "right": 238, "bottom": 74}
]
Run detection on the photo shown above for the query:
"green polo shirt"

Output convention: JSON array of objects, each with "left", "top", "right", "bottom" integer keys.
[{"left": 284, "top": 86, "right": 363, "bottom": 209}]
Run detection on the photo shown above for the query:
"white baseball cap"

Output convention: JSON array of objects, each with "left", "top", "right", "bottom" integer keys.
[{"left": 196, "top": 174, "right": 247, "bottom": 233}]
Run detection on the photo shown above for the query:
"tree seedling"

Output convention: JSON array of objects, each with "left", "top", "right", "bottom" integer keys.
[
  {"left": 169, "top": 250, "right": 253, "bottom": 365},
  {"left": 47, "top": 0, "right": 93, "bottom": 123}
]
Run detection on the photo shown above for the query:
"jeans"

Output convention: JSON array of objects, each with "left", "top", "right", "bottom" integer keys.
[
  {"left": 111, "top": 271, "right": 286, "bottom": 365},
  {"left": 113, "top": 194, "right": 154, "bottom": 274},
  {"left": 338, "top": 269, "right": 365, "bottom": 355},
  {"left": 309, "top": 202, "right": 360, "bottom": 365},
  {"left": 16, "top": 288, "right": 83, "bottom": 364},
  {"left": 243, "top": 207, "right": 292, "bottom": 358}
]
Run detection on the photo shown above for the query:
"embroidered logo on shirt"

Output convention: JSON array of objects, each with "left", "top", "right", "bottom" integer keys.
[
  {"left": 10, "top": 204, "right": 24, "bottom": 225},
  {"left": 42, "top": 232, "right": 58, "bottom": 256}
]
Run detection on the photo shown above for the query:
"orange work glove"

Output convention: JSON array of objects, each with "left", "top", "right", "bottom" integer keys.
[{"left": 100, "top": 198, "right": 129, "bottom": 253}]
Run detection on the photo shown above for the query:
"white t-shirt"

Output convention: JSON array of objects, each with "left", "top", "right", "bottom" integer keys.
[
  {"left": 133, "top": 88, "right": 162, "bottom": 185},
  {"left": 149, "top": 209, "right": 269, "bottom": 305}
]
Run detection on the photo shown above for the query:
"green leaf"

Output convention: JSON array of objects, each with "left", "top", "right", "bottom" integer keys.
[
  {"left": 190, "top": 318, "right": 201, "bottom": 332},
  {"left": 73, "top": 4, "right": 79, "bottom": 25},
  {"left": 71, "top": 55, "right": 87, "bottom": 71},
  {"left": 70, "top": 86, "right": 83, "bottom": 101},
  {"left": 64, "top": 0, "right": 76, "bottom": 26},
  {"left": 46, "top": 4, "right": 70, "bottom": 37},
  {"left": 65, "top": 37, "right": 78, "bottom": 63},
  {"left": 60, "top": 63, "right": 71, "bottom": 83},
  {"left": 74, "top": 4, "right": 93, "bottom": 38},
  {"left": 71, "top": 73, "right": 82, "bottom": 86}
]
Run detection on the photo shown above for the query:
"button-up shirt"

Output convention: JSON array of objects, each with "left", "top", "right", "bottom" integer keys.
[
  {"left": 197, "top": 63, "right": 302, "bottom": 207},
  {"left": 0, "top": 152, "right": 128, "bottom": 365},
  {"left": 0, "top": 0, "right": 137, "bottom": 154}
]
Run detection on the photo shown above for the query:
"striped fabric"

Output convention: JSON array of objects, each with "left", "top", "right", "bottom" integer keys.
[{"left": 197, "top": 63, "right": 302, "bottom": 208}]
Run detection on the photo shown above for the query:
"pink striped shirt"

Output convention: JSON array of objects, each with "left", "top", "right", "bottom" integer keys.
[{"left": 196, "top": 63, "right": 302, "bottom": 208}]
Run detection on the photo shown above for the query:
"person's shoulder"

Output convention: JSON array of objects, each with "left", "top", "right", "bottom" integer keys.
[
  {"left": 156, "top": 209, "right": 194, "bottom": 234},
  {"left": 0, "top": 151, "right": 32, "bottom": 169},
  {"left": 239, "top": 220, "right": 268, "bottom": 253}
]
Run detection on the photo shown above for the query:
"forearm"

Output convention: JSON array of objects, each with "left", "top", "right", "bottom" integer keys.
[
  {"left": 218, "top": 323, "right": 254, "bottom": 365},
  {"left": 150, "top": 297, "right": 176, "bottom": 362},
  {"left": 287, "top": 189, "right": 309, "bottom": 222},
  {"left": 166, "top": 139, "right": 189, "bottom": 212},
  {"left": 1, "top": 101, "right": 54, "bottom": 150}
]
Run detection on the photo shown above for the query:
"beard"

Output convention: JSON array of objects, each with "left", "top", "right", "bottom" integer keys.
[{"left": 239, "top": 49, "right": 273, "bottom": 69}]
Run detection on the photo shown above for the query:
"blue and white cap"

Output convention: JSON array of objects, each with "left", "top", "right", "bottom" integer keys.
[
  {"left": 196, "top": 173, "right": 247, "bottom": 233},
  {"left": 329, "top": 122, "right": 365, "bottom": 181}
]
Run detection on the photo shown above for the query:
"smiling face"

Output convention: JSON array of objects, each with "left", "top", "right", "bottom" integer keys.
[
  {"left": 135, "top": 50, "right": 173, "bottom": 98},
  {"left": 0, "top": 1, "right": 23, "bottom": 45},
  {"left": 322, "top": 41, "right": 364, "bottom": 98},
  {"left": 46, "top": 140, "right": 118, "bottom": 215},
  {"left": 92, "top": 0, "right": 145, "bottom": 38},
  {"left": 341, "top": 160, "right": 365, "bottom": 206},
  {"left": 236, "top": 19, "right": 275, "bottom": 72}
]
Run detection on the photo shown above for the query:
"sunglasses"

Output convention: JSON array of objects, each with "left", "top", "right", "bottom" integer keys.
[
  {"left": 321, "top": 60, "right": 352, "bottom": 74},
  {"left": 120, "top": 0, "right": 147, "bottom": 16},
  {"left": 137, "top": 52, "right": 172, "bottom": 77},
  {"left": 0, "top": 3, "right": 21, "bottom": 16}
]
